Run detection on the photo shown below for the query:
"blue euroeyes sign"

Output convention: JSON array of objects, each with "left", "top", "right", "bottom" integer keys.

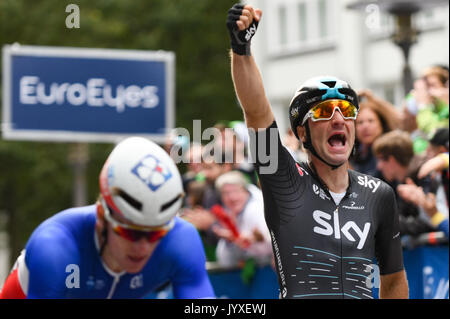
[{"left": 2, "top": 44, "right": 175, "bottom": 143}]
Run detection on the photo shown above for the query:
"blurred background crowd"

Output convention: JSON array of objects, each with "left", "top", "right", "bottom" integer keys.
[
  {"left": 158, "top": 64, "right": 450, "bottom": 299},
  {"left": 165, "top": 63, "right": 449, "bottom": 273}
]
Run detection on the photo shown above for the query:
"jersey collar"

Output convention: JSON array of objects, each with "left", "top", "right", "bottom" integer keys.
[{"left": 306, "top": 161, "right": 354, "bottom": 201}]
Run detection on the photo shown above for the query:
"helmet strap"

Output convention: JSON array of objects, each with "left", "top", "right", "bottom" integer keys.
[
  {"left": 96, "top": 202, "right": 109, "bottom": 257},
  {"left": 99, "top": 227, "right": 108, "bottom": 257},
  {"left": 303, "top": 123, "right": 344, "bottom": 170},
  {"left": 352, "top": 141, "right": 357, "bottom": 158}
]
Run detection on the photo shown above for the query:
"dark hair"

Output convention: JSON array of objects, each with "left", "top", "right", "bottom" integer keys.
[
  {"left": 186, "top": 181, "right": 206, "bottom": 207},
  {"left": 372, "top": 130, "right": 414, "bottom": 167},
  {"left": 429, "top": 128, "right": 449, "bottom": 150}
]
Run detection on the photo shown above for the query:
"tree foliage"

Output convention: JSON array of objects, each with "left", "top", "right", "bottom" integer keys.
[{"left": 0, "top": 0, "right": 241, "bottom": 263}]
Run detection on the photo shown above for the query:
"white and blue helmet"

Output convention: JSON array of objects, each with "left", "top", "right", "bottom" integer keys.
[{"left": 99, "top": 137, "right": 184, "bottom": 227}]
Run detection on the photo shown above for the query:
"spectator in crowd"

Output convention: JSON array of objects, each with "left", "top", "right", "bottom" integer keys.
[
  {"left": 181, "top": 151, "right": 234, "bottom": 261},
  {"left": 181, "top": 142, "right": 204, "bottom": 195},
  {"left": 397, "top": 178, "right": 449, "bottom": 239},
  {"left": 164, "top": 132, "right": 190, "bottom": 163},
  {"left": 350, "top": 89, "right": 400, "bottom": 177},
  {"left": 402, "top": 65, "right": 449, "bottom": 154},
  {"left": 212, "top": 171, "right": 272, "bottom": 268},
  {"left": 213, "top": 122, "right": 234, "bottom": 156},
  {"left": 200, "top": 152, "right": 234, "bottom": 208},
  {"left": 181, "top": 180, "right": 218, "bottom": 262},
  {"left": 418, "top": 128, "right": 449, "bottom": 206},
  {"left": 228, "top": 121, "right": 247, "bottom": 163},
  {"left": 184, "top": 180, "right": 207, "bottom": 208},
  {"left": 220, "top": 121, "right": 254, "bottom": 184},
  {"left": 373, "top": 130, "right": 439, "bottom": 236},
  {"left": 229, "top": 120, "right": 258, "bottom": 185}
]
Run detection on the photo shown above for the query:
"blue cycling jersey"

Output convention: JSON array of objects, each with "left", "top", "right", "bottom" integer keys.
[{"left": 2, "top": 205, "right": 214, "bottom": 299}]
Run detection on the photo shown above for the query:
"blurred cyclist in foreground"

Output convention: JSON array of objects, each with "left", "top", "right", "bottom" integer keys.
[{"left": 0, "top": 137, "right": 214, "bottom": 299}]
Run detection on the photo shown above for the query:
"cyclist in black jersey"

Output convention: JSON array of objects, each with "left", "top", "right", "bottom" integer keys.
[{"left": 226, "top": 3, "right": 408, "bottom": 299}]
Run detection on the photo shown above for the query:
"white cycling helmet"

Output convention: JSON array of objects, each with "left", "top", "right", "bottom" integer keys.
[{"left": 99, "top": 136, "right": 184, "bottom": 227}]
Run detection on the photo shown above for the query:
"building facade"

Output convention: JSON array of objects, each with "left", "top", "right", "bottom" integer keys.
[{"left": 247, "top": 0, "right": 449, "bottom": 133}]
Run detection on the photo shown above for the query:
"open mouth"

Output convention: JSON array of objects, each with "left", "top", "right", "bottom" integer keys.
[{"left": 328, "top": 133, "right": 347, "bottom": 147}]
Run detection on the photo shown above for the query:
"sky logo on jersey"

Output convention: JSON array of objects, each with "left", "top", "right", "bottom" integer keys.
[
  {"left": 357, "top": 176, "right": 381, "bottom": 193},
  {"left": 132, "top": 154, "right": 172, "bottom": 191},
  {"left": 312, "top": 209, "right": 371, "bottom": 249}
]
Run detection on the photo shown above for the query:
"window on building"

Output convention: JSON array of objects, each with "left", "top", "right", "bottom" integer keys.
[
  {"left": 279, "top": 5, "right": 288, "bottom": 46},
  {"left": 298, "top": 2, "right": 307, "bottom": 42},
  {"left": 318, "top": 0, "right": 328, "bottom": 39},
  {"left": 269, "top": 0, "right": 336, "bottom": 56},
  {"left": 414, "top": 8, "right": 447, "bottom": 31},
  {"left": 368, "top": 6, "right": 447, "bottom": 39}
]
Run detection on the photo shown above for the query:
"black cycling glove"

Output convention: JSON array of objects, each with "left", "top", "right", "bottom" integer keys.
[{"left": 226, "top": 3, "right": 259, "bottom": 56}]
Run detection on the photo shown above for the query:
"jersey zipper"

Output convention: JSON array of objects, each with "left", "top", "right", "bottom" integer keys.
[
  {"left": 333, "top": 206, "right": 345, "bottom": 299},
  {"left": 94, "top": 231, "right": 126, "bottom": 299},
  {"left": 106, "top": 274, "right": 121, "bottom": 299},
  {"left": 309, "top": 162, "right": 354, "bottom": 298},
  {"left": 334, "top": 190, "right": 352, "bottom": 299}
]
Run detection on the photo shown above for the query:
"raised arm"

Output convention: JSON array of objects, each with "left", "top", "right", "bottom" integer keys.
[{"left": 227, "top": 4, "right": 274, "bottom": 130}]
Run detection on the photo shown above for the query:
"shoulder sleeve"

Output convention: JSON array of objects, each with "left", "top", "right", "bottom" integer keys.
[
  {"left": 374, "top": 183, "right": 404, "bottom": 275},
  {"left": 25, "top": 224, "right": 80, "bottom": 298},
  {"left": 250, "top": 121, "right": 296, "bottom": 175},
  {"left": 168, "top": 220, "right": 215, "bottom": 299},
  {"left": 249, "top": 120, "right": 308, "bottom": 228}
]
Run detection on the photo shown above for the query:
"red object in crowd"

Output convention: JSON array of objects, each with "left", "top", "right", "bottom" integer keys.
[
  {"left": 210, "top": 204, "right": 251, "bottom": 249},
  {"left": 428, "top": 232, "right": 438, "bottom": 245},
  {"left": 210, "top": 204, "right": 240, "bottom": 239}
]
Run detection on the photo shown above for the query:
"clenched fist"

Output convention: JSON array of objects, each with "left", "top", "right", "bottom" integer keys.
[{"left": 226, "top": 3, "right": 262, "bottom": 56}]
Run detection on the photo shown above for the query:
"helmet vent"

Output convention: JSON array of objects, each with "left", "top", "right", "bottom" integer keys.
[
  {"left": 116, "top": 188, "right": 143, "bottom": 212},
  {"left": 160, "top": 193, "right": 183, "bottom": 213},
  {"left": 322, "top": 81, "right": 336, "bottom": 88}
]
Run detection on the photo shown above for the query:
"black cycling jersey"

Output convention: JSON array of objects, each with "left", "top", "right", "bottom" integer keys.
[{"left": 252, "top": 121, "right": 404, "bottom": 299}]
